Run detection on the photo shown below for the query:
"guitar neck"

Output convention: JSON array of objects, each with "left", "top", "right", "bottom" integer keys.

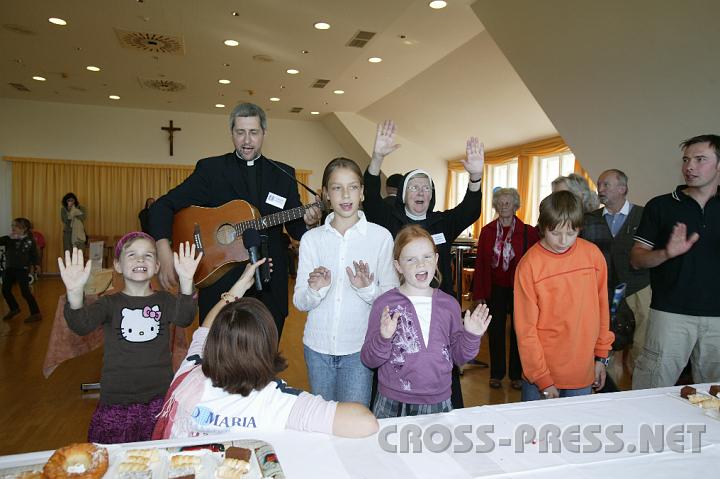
[{"left": 235, "top": 201, "right": 322, "bottom": 233}]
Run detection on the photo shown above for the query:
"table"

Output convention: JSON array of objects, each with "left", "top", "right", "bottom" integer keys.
[{"left": 2, "top": 385, "right": 718, "bottom": 478}]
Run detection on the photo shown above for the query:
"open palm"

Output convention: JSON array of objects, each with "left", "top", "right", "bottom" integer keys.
[
  {"left": 58, "top": 247, "right": 92, "bottom": 291},
  {"left": 173, "top": 241, "right": 203, "bottom": 281},
  {"left": 373, "top": 120, "right": 401, "bottom": 158}
]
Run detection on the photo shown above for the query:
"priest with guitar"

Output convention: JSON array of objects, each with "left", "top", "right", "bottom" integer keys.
[{"left": 149, "top": 103, "right": 322, "bottom": 336}]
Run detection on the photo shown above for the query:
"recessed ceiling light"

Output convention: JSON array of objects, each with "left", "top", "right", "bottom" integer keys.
[
  {"left": 310, "top": 111, "right": 320, "bottom": 115},
  {"left": 231, "top": 11, "right": 239, "bottom": 16},
  {"left": 368, "top": 57, "right": 382, "bottom": 63},
  {"left": 286, "top": 68, "right": 299, "bottom": 75},
  {"left": 109, "top": 95, "right": 120, "bottom": 100},
  {"left": 270, "top": 97, "right": 280, "bottom": 102},
  {"left": 48, "top": 17, "right": 67, "bottom": 26},
  {"left": 429, "top": 0, "right": 447, "bottom": 9},
  {"left": 218, "top": 79, "right": 231, "bottom": 84},
  {"left": 86, "top": 66, "right": 100, "bottom": 72},
  {"left": 224, "top": 39, "right": 239, "bottom": 47},
  {"left": 32, "top": 76, "right": 46, "bottom": 81},
  {"left": 215, "top": 103, "right": 225, "bottom": 108},
  {"left": 333, "top": 90, "right": 344, "bottom": 95},
  {"left": 313, "top": 22, "right": 330, "bottom": 30}
]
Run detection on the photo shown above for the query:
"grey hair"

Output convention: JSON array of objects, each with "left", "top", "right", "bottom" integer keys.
[
  {"left": 601, "top": 169, "right": 628, "bottom": 187},
  {"left": 492, "top": 187, "right": 521, "bottom": 211},
  {"left": 229, "top": 103, "right": 267, "bottom": 131},
  {"left": 552, "top": 174, "right": 600, "bottom": 213}
]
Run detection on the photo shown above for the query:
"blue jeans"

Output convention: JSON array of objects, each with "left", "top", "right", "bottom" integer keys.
[
  {"left": 303, "top": 346, "right": 372, "bottom": 406},
  {"left": 521, "top": 380, "right": 592, "bottom": 401}
]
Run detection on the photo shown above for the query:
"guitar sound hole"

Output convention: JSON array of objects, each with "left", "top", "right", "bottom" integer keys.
[{"left": 216, "top": 224, "right": 237, "bottom": 245}]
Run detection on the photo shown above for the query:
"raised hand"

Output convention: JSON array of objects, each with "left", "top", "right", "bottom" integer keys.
[
  {"left": 665, "top": 222, "right": 699, "bottom": 259},
  {"left": 173, "top": 241, "right": 203, "bottom": 281},
  {"left": 57, "top": 247, "right": 92, "bottom": 292},
  {"left": 346, "top": 260, "right": 375, "bottom": 289},
  {"left": 229, "top": 258, "right": 267, "bottom": 298},
  {"left": 380, "top": 306, "right": 400, "bottom": 339},
  {"left": 463, "top": 302, "right": 492, "bottom": 336},
  {"left": 308, "top": 266, "right": 331, "bottom": 291},
  {"left": 372, "top": 120, "right": 401, "bottom": 160},
  {"left": 462, "top": 137, "right": 485, "bottom": 177}
]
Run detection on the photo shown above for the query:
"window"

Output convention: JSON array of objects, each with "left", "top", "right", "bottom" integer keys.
[
  {"left": 528, "top": 152, "right": 575, "bottom": 225},
  {"left": 481, "top": 160, "right": 518, "bottom": 226}
]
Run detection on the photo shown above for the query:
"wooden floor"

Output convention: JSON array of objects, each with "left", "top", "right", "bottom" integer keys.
[{"left": 0, "top": 277, "right": 629, "bottom": 456}]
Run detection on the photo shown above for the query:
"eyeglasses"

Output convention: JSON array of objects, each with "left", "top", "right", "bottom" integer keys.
[{"left": 408, "top": 185, "right": 432, "bottom": 193}]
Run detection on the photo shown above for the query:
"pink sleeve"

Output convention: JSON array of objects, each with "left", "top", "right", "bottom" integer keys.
[{"left": 285, "top": 392, "right": 337, "bottom": 434}]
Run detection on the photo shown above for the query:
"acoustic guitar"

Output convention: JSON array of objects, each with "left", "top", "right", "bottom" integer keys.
[{"left": 172, "top": 199, "right": 323, "bottom": 287}]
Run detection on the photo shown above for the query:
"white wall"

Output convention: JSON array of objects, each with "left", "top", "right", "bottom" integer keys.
[
  {"left": 472, "top": 0, "right": 720, "bottom": 204},
  {"left": 0, "top": 98, "right": 348, "bottom": 227}
]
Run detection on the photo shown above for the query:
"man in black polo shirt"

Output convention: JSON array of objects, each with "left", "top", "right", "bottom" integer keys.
[{"left": 630, "top": 134, "right": 720, "bottom": 389}]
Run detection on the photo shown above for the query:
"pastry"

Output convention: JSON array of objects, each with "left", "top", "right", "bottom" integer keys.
[{"left": 43, "top": 443, "right": 109, "bottom": 479}]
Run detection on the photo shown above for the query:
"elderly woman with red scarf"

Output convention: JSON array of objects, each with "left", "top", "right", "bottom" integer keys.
[{"left": 472, "top": 188, "right": 538, "bottom": 390}]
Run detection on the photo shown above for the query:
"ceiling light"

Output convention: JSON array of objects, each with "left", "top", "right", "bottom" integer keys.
[
  {"left": 429, "top": 1, "right": 447, "bottom": 9},
  {"left": 270, "top": 97, "right": 280, "bottom": 102},
  {"left": 32, "top": 76, "right": 46, "bottom": 81},
  {"left": 313, "top": 22, "right": 330, "bottom": 30},
  {"left": 286, "top": 68, "right": 299, "bottom": 75},
  {"left": 48, "top": 17, "right": 67, "bottom": 26},
  {"left": 231, "top": 12, "right": 239, "bottom": 16},
  {"left": 109, "top": 95, "right": 120, "bottom": 100},
  {"left": 215, "top": 104, "right": 225, "bottom": 108},
  {"left": 368, "top": 57, "right": 382, "bottom": 63},
  {"left": 224, "top": 39, "right": 239, "bottom": 46},
  {"left": 310, "top": 111, "right": 320, "bottom": 115},
  {"left": 333, "top": 90, "right": 344, "bottom": 95},
  {"left": 218, "top": 79, "right": 231, "bottom": 84},
  {"left": 86, "top": 66, "right": 100, "bottom": 72}
]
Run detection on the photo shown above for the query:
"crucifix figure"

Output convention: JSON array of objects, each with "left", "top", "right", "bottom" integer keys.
[{"left": 161, "top": 120, "right": 182, "bottom": 156}]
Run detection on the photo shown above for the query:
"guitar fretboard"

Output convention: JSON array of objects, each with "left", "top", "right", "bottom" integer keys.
[{"left": 233, "top": 201, "right": 323, "bottom": 234}]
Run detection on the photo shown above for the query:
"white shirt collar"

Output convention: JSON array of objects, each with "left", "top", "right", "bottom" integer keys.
[
  {"left": 235, "top": 150, "right": 261, "bottom": 165},
  {"left": 322, "top": 210, "right": 368, "bottom": 236},
  {"left": 603, "top": 199, "right": 630, "bottom": 217}
]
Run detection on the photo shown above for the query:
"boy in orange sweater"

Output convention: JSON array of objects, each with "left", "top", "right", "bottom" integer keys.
[{"left": 514, "top": 191, "right": 614, "bottom": 401}]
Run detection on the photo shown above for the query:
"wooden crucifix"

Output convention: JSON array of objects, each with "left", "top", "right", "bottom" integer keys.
[{"left": 161, "top": 120, "right": 182, "bottom": 156}]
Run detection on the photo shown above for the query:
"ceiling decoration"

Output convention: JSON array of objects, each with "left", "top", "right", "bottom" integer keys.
[
  {"left": 138, "top": 77, "right": 187, "bottom": 92},
  {"left": 114, "top": 29, "right": 185, "bottom": 55}
]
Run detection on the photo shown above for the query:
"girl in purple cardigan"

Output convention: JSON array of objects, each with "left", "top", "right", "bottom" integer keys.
[{"left": 361, "top": 225, "right": 491, "bottom": 418}]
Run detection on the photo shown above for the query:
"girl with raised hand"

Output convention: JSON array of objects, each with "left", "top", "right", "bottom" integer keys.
[{"left": 59, "top": 232, "right": 199, "bottom": 443}]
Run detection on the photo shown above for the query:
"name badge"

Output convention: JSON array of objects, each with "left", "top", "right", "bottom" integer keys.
[
  {"left": 265, "top": 192, "right": 287, "bottom": 209},
  {"left": 431, "top": 233, "right": 446, "bottom": 245}
]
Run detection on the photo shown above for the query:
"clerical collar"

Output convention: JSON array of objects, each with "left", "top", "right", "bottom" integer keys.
[{"left": 235, "top": 150, "right": 262, "bottom": 166}]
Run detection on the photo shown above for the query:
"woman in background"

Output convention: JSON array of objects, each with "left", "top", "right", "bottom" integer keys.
[
  {"left": 60, "top": 192, "right": 87, "bottom": 253},
  {"left": 472, "top": 188, "right": 538, "bottom": 390}
]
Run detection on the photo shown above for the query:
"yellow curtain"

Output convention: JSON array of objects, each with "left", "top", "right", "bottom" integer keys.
[
  {"left": 6, "top": 156, "right": 194, "bottom": 273},
  {"left": 295, "top": 169, "right": 312, "bottom": 204},
  {"left": 447, "top": 136, "right": 571, "bottom": 237}
]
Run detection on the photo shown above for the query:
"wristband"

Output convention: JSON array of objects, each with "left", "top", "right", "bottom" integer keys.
[
  {"left": 468, "top": 176, "right": 482, "bottom": 184},
  {"left": 595, "top": 356, "right": 610, "bottom": 366},
  {"left": 220, "top": 292, "right": 240, "bottom": 304}
]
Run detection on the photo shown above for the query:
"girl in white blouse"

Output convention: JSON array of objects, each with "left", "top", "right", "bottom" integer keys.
[{"left": 293, "top": 157, "right": 398, "bottom": 406}]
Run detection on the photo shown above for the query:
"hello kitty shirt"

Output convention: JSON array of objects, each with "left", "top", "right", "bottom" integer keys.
[{"left": 65, "top": 291, "right": 196, "bottom": 404}]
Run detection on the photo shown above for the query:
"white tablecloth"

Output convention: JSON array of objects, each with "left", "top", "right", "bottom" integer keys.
[{"left": 2, "top": 385, "right": 718, "bottom": 478}]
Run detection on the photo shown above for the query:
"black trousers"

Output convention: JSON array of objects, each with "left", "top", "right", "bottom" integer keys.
[
  {"left": 2, "top": 267, "right": 39, "bottom": 314},
  {"left": 487, "top": 285, "right": 521, "bottom": 381}
]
